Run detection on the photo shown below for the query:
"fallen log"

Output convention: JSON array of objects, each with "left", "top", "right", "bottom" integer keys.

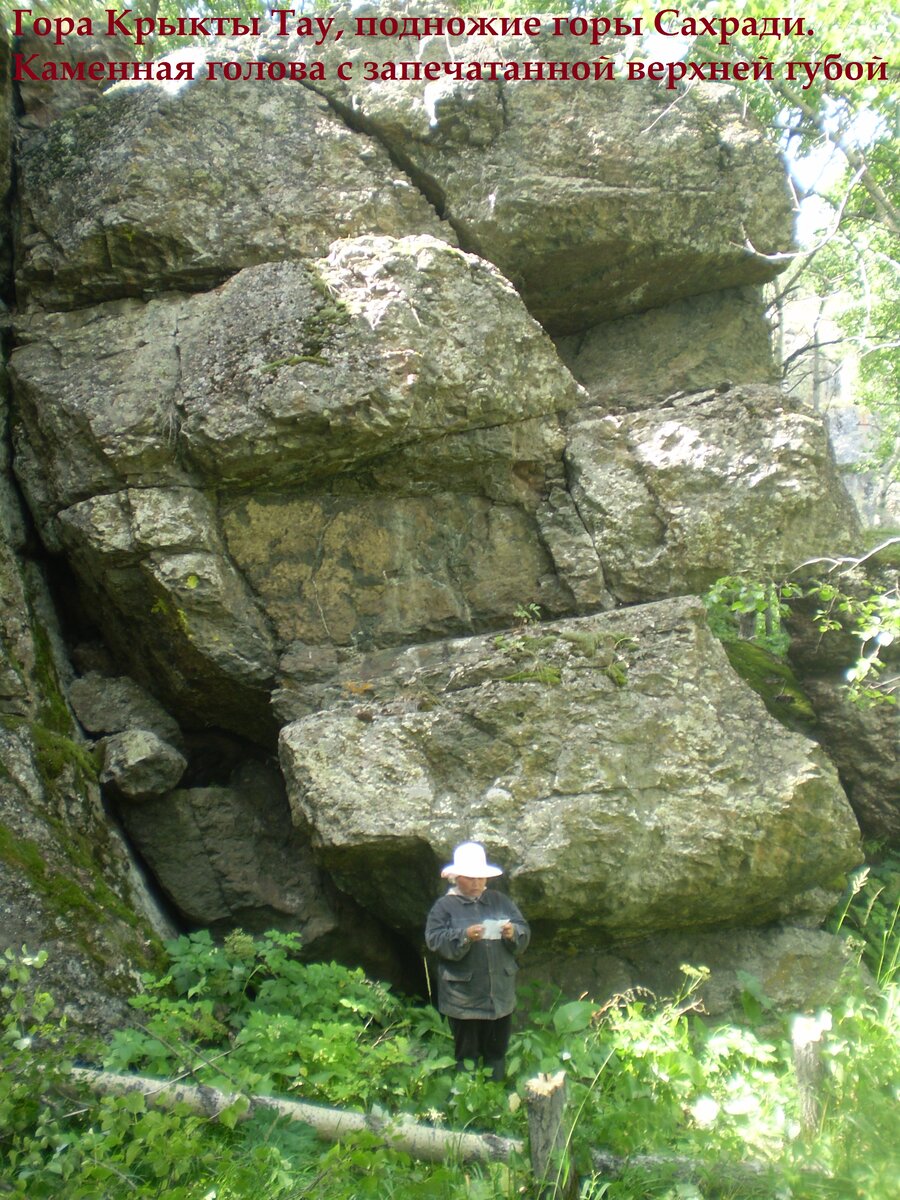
[
  {"left": 69, "top": 1068, "right": 521, "bottom": 1164},
  {"left": 70, "top": 1068, "right": 822, "bottom": 1191}
]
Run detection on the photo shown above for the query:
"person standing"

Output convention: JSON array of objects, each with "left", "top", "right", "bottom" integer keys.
[{"left": 425, "top": 841, "right": 530, "bottom": 1082}]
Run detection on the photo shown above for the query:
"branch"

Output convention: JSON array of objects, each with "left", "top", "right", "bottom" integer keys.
[
  {"left": 705, "top": 33, "right": 900, "bottom": 238},
  {"left": 794, "top": 537, "right": 900, "bottom": 575}
]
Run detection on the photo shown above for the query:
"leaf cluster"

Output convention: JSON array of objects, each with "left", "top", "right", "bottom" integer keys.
[
  {"left": 704, "top": 548, "right": 899, "bottom": 705},
  {"left": 3, "top": 896, "right": 899, "bottom": 1200}
]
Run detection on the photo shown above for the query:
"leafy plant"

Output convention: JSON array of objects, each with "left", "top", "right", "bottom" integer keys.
[
  {"left": 705, "top": 545, "right": 899, "bottom": 706},
  {"left": 2, "top": 892, "right": 898, "bottom": 1200}
]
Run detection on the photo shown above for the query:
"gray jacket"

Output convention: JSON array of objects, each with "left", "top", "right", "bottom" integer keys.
[{"left": 425, "top": 888, "right": 530, "bottom": 1020}]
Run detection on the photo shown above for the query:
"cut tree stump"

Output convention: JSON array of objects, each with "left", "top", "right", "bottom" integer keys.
[{"left": 524, "top": 1070, "right": 579, "bottom": 1199}]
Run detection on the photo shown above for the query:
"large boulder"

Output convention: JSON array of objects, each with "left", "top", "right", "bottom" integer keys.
[
  {"left": 524, "top": 925, "right": 858, "bottom": 1017},
  {"left": 269, "top": 7, "right": 794, "bottom": 331},
  {"left": 10, "top": 237, "right": 588, "bottom": 730},
  {"left": 17, "top": 77, "right": 451, "bottom": 310},
  {"left": 14, "top": 27, "right": 137, "bottom": 129},
  {"left": 555, "top": 287, "right": 779, "bottom": 410},
  {"left": 786, "top": 584, "right": 900, "bottom": 843},
  {"left": 278, "top": 598, "right": 862, "bottom": 948},
  {"left": 16, "top": 10, "right": 793, "bottom": 332},
  {"left": 117, "top": 760, "right": 413, "bottom": 983},
  {"left": 68, "top": 672, "right": 183, "bottom": 747},
  {"left": 564, "top": 385, "right": 861, "bottom": 601}
]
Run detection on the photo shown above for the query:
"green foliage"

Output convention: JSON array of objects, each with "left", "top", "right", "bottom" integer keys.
[
  {"left": 704, "top": 576, "right": 794, "bottom": 657},
  {"left": 799, "top": 543, "right": 900, "bottom": 705},
  {"left": 705, "top": 549, "right": 900, "bottom": 706},
  {"left": 513, "top": 602, "right": 542, "bottom": 627},
  {"left": 829, "top": 849, "right": 900, "bottom": 987},
  {"left": 1, "top": 898, "right": 899, "bottom": 1199}
]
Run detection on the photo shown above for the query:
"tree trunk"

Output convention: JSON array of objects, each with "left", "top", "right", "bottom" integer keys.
[{"left": 69, "top": 1067, "right": 823, "bottom": 1191}]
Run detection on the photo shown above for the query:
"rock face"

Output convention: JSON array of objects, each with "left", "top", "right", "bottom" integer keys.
[
  {"left": 2, "top": 8, "right": 879, "bottom": 1018},
  {"left": 11, "top": 239, "right": 587, "bottom": 732},
  {"left": 556, "top": 287, "right": 779, "bottom": 408},
  {"left": 0, "top": 432, "right": 169, "bottom": 1032},
  {"left": 68, "top": 673, "right": 184, "bottom": 747},
  {"left": 279, "top": 600, "right": 861, "bottom": 948},
  {"left": 17, "top": 80, "right": 450, "bottom": 310},
  {"left": 786, "top": 590, "right": 900, "bottom": 843},
  {"left": 0, "top": 14, "right": 11, "bottom": 298},
  {"left": 276, "top": 9, "right": 794, "bottom": 332},
  {"left": 565, "top": 385, "right": 860, "bottom": 602}
]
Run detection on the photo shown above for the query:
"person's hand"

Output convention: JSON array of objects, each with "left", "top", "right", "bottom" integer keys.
[
  {"left": 501, "top": 921, "right": 515, "bottom": 941},
  {"left": 466, "top": 924, "right": 485, "bottom": 942}
]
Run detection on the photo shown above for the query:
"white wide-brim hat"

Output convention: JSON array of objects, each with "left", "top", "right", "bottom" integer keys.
[{"left": 440, "top": 841, "right": 503, "bottom": 879}]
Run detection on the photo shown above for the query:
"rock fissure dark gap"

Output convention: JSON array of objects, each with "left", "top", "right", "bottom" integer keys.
[{"left": 298, "top": 77, "right": 483, "bottom": 261}]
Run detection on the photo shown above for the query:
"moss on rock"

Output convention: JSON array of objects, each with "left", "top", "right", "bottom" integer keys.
[{"left": 723, "top": 641, "right": 818, "bottom": 733}]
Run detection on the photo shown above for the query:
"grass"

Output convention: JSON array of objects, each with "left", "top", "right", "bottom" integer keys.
[{"left": 0, "top": 854, "right": 897, "bottom": 1199}]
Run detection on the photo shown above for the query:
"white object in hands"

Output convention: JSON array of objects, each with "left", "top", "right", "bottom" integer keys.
[{"left": 481, "top": 918, "right": 507, "bottom": 941}]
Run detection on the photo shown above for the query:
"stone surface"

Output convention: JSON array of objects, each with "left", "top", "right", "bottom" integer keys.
[
  {"left": 564, "top": 385, "right": 861, "bottom": 602},
  {"left": 0, "top": 459, "right": 168, "bottom": 1034},
  {"left": 99, "top": 729, "right": 187, "bottom": 800},
  {"left": 555, "top": 288, "right": 778, "bottom": 411},
  {"left": 523, "top": 924, "right": 859, "bottom": 1018},
  {"left": 0, "top": 16, "right": 11, "bottom": 298},
  {"left": 11, "top": 239, "right": 587, "bottom": 729},
  {"left": 69, "top": 672, "right": 183, "bottom": 747},
  {"left": 117, "top": 760, "right": 414, "bottom": 982},
  {"left": 16, "top": 13, "right": 792, "bottom": 330},
  {"left": 273, "top": 8, "right": 794, "bottom": 331},
  {"left": 3, "top": 12, "right": 881, "bottom": 1027},
  {"left": 279, "top": 599, "right": 862, "bottom": 944},
  {"left": 798, "top": 682, "right": 899, "bottom": 843},
  {"left": 15, "top": 29, "right": 137, "bottom": 129},
  {"left": 118, "top": 761, "right": 334, "bottom": 931},
  {"left": 17, "top": 76, "right": 450, "bottom": 311},
  {"left": 786, "top": 587, "right": 900, "bottom": 843}
]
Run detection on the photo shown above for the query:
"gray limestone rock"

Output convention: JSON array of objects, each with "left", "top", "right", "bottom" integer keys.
[
  {"left": 799, "top": 680, "right": 899, "bottom": 843},
  {"left": 0, "top": 471, "right": 168, "bottom": 1035},
  {"left": 11, "top": 239, "right": 589, "bottom": 727},
  {"left": 12, "top": 242, "right": 580, "bottom": 513},
  {"left": 278, "top": 598, "right": 862, "bottom": 944},
  {"left": 0, "top": 15, "right": 11, "bottom": 297},
  {"left": 118, "top": 761, "right": 335, "bottom": 931},
  {"left": 270, "top": 8, "right": 794, "bottom": 331},
  {"left": 69, "top": 672, "right": 183, "bottom": 748},
  {"left": 17, "top": 76, "right": 451, "bottom": 311},
  {"left": 523, "top": 924, "right": 859, "bottom": 1018},
  {"left": 99, "top": 729, "right": 187, "bottom": 800},
  {"left": 786, "top": 590, "right": 899, "bottom": 843},
  {"left": 556, "top": 288, "right": 779, "bottom": 410},
  {"left": 562, "top": 385, "right": 861, "bottom": 601},
  {"left": 116, "top": 759, "right": 410, "bottom": 980},
  {"left": 15, "top": 28, "right": 137, "bottom": 129}
]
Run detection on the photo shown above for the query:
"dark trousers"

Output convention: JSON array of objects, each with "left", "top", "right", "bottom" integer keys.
[{"left": 448, "top": 1014, "right": 512, "bottom": 1082}]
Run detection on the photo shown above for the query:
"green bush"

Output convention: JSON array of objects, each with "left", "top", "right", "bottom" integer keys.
[{"left": 1, "top": 864, "right": 898, "bottom": 1199}]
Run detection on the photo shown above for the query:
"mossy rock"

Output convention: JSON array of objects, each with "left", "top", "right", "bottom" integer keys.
[{"left": 723, "top": 641, "right": 817, "bottom": 733}]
